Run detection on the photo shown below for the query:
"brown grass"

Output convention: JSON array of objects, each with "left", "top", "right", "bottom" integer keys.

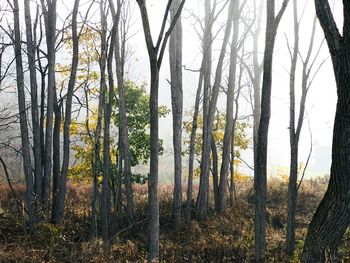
[{"left": 1, "top": 176, "right": 349, "bottom": 262}]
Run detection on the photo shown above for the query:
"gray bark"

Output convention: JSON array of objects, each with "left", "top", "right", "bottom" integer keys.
[
  {"left": 136, "top": 0, "right": 185, "bottom": 260},
  {"left": 24, "top": 0, "right": 42, "bottom": 204},
  {"left": 109, "top": 0, "right": 135, "bottom": 221},
  {"left": 51, "top": 0, "right": 80, "bottom": 224},
  {"left": 217, "top": 0, "right": 239, "bottom": 212},
  {"left": 254, "top": 0, "right": 289, "bottom": 261},
  {"left": 41, "top": 0, "right": 57, "bottom": 213},
  {"left": 99, "top": 0, "right": 110, "bottom": 242},
  {"left": 12, "top": 0, "right": 36, "bottom": 233},
  {"left": 169, "top": 0, "right": 183, "bottom": 227},
  {"left": 197, "top": 0, "right": 235, "bottom": 220}
]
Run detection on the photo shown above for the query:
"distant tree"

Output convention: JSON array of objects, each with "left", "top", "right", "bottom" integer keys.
[
  {"left": 285, "top": 1, "right": 323, "bottom": 255},
  {"left": 301, "top": 0, "right": 350, "bottom": 261}
]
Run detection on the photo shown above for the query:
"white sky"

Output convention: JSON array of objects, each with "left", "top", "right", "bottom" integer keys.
[
  {"left": 0, "top": 0, "right": 343, "bottom": 181},
  {"left": 125, "top": 0, "right": 343, "bottom": 180}
]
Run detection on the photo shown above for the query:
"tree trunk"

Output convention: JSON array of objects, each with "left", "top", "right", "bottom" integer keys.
[
  {"left": 52, "top": 91, "right": 61, "bottom": 220},
  {"left": 217, "top": 0, "right": 239, "bottom": 212},
  {"left": 41, "top": 0, "right": 57, "bottom": 213},
  {"left": 12, "top": 0, "right": 36, "bottom": 233},
  {"left": 51, "top": 0, "right": 80, "bottom": 224},
  {"left": 301, "top": 0, "right": 350, "bottom": 261},
  {"left": 211, "top": 135, "right": 219, "bottom": 209},
  {"left": 24, "top": 0, "right": 42, "bottom": 205},
  {"left": 254, "top": 0, "right": 289, "bottom": 261},
  {"left": 99, "top": 0, "right": 110, "bottom": 242},
  {"left": 109, "top": 0, "right": 135, "bottom": 221},
  {"left": 185, "top": 69, "right": 203, "bottom": 224},
  {"left": 197, "top": 0, "right": 234, "bottom": 220},
  {"left": 169, "top": 0, "right": 183, "bottom": 227}
]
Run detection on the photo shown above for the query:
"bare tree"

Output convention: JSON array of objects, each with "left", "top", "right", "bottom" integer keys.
[
  {"left": 40, "top": 0, "right": 57, "bottom": 212},
  {"left": 51, "top": 0, "right": 80, "bottom": 224},
  {"left": 11, "top": 0, "right": 36, "bottom": 233},
  {"left": 135, "top": 0, "right": 185, "bottom": 260},
  {"left": 301, "top": 0, "right": 350, "bottom": 261},
  {"left": 285, "top": 3, "right": 322, "bottom": 255},
  {"left": 169, "top": 0, "right": 183, "bottom": 227},
  {"left": 24, "top": 0, "right": 42, "bottom": 204},
  {"left": 197, "top": 0, "right": 235, "bottom": 220},
  {"left": 217, "top": 0, "right": 240, "bottom": 212},
  {"left": 254, "top": 0, "right": 289, "bottom": 260}
]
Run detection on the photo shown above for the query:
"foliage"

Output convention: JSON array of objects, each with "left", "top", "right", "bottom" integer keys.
[
  {"left": 68, "top": 80, "right": 169, "bottom": 182},
  {"left": 112, "top": 80, "right": 170, "bottom": 166},
  {"left": 183, "top": 110, "right": 251, "bottom": 161}
]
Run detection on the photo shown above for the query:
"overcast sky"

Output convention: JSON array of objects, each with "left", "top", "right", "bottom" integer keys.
[{"left": 1, "top": 0, "right": 343, "bottom": 181}]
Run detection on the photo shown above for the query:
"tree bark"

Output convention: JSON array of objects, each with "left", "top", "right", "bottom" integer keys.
[
  {"left": 41, "top": 0, "right": 57, "bottom": 213},
  {"left": 254, "top": 0, "right": 289, "bottom": 261},
  {"left": 12, "top": 0, "right": 36, "bottom": 233},
  {"left": 136, "top": 0, "right": 185, "bottom": 260},
  {"left": 169, "top": 0, "right": 183, "bottom": 227},
  {"left": 51, "top": 0, "right": 80, "bottom": 224},
  {"left": 109, "top": 0, "right": 135, "bottom": 221},
  {"left": 286, "top": 0, "right": 299, "bottom": 255},
  {"left": 301, "top": 0, "right": 350, "bottom": 261},
  {"left": 197, "top": 0, "right": 234, "bottom": 220},
  {"left": 217, "top": 0, "right": 239, "bottom": 212},
  {"left": 24, "top": 0, "right": 42, "bottom": 205},
  {"left": 99, "top": 0, "right": 110, "bottom": 242}
]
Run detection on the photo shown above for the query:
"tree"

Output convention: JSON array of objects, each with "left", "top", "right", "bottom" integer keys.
[
  {"left": 11, "top": 0, "right": 36, "bottom": 233},
  {"left": 197, "top": 0, "right": 235, "bottom": 220},
  {"left": 109, "top": 0, "right": 135, "bottom": 221},
  {"left": 135, "top": 0, "right": 185, "bottom": 260},
  {"left": 301, "top": 0, "right": 350, "bottom": 261},
  {"left": 285, "top": 2, "right": 322, "bottom": 255},
  {"left": 217, "top": 0, "right": 240, "bottom": 212},
  {"left": 51, "top": 0, "right": 80, "bottom": 225},
  {"left": 40, "top": 0, "right": 57, "bottom": 212},
  {"left": 169, "top": 0, "right": 183, "bottom": 227},
  {"left": 254, "top": 0, "right": 289, "bottom": 261},
  {"left": 24, "top": 0, "right": 42, "bottom": 205}
]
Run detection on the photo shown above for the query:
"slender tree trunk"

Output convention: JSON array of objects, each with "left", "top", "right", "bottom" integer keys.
[
  {"left": 99, "top": 0, "right": 110, "bottom": 242},
  {"left": 252, "top": 0, "right": 263, "bottom": 172},
  {"left": 41, "top": 0, "right": 57, "bottom": 214},
  {"left": 109, "top": 0, "right": 135, "bottom": 221},
  {"left": 185, "top": 69, "right": 203, "bottom": 224},
  {"left": 169, "top": 0, "right": 183, "bottom": 227},
  {"left": 286, "top": 0, "right": 299, "bottom": 255},
  {"left": 197, "top": 0, "right": 234, "bottom": 220},
  {"left": 211, "top": 135, "right": 219, "bottom": 209},
  {"left": 301, "top": 0, "right": 350, "bottom": 261},
  {"left": 24, "top": 0, "right": 42, "bottom": 205},
  {"left": 136, "top": 1, "right": 185, "bottom": 259},
  {"left": 217, "top": 0, "right": 239, "bottom": 212},
  {"left": 12, "top": 0, "right": 36, "bottom": 233},
  {"left": 52, "top": 91, "right": 61, "bottom": 219},
  {"left": 51, "top": 0, "right": 80, "bottom": 224},
  {"left": 254, "top": 0, "right": 288, "bottom": 261}
]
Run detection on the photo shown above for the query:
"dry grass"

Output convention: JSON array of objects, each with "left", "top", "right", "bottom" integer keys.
[{"left": 1, "top": 176, "right": 349, "bottom": 262}]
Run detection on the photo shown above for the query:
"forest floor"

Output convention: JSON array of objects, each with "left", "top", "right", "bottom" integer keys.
[{"left": 0, "top": 176, "right": 349, "bottom": 262}]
